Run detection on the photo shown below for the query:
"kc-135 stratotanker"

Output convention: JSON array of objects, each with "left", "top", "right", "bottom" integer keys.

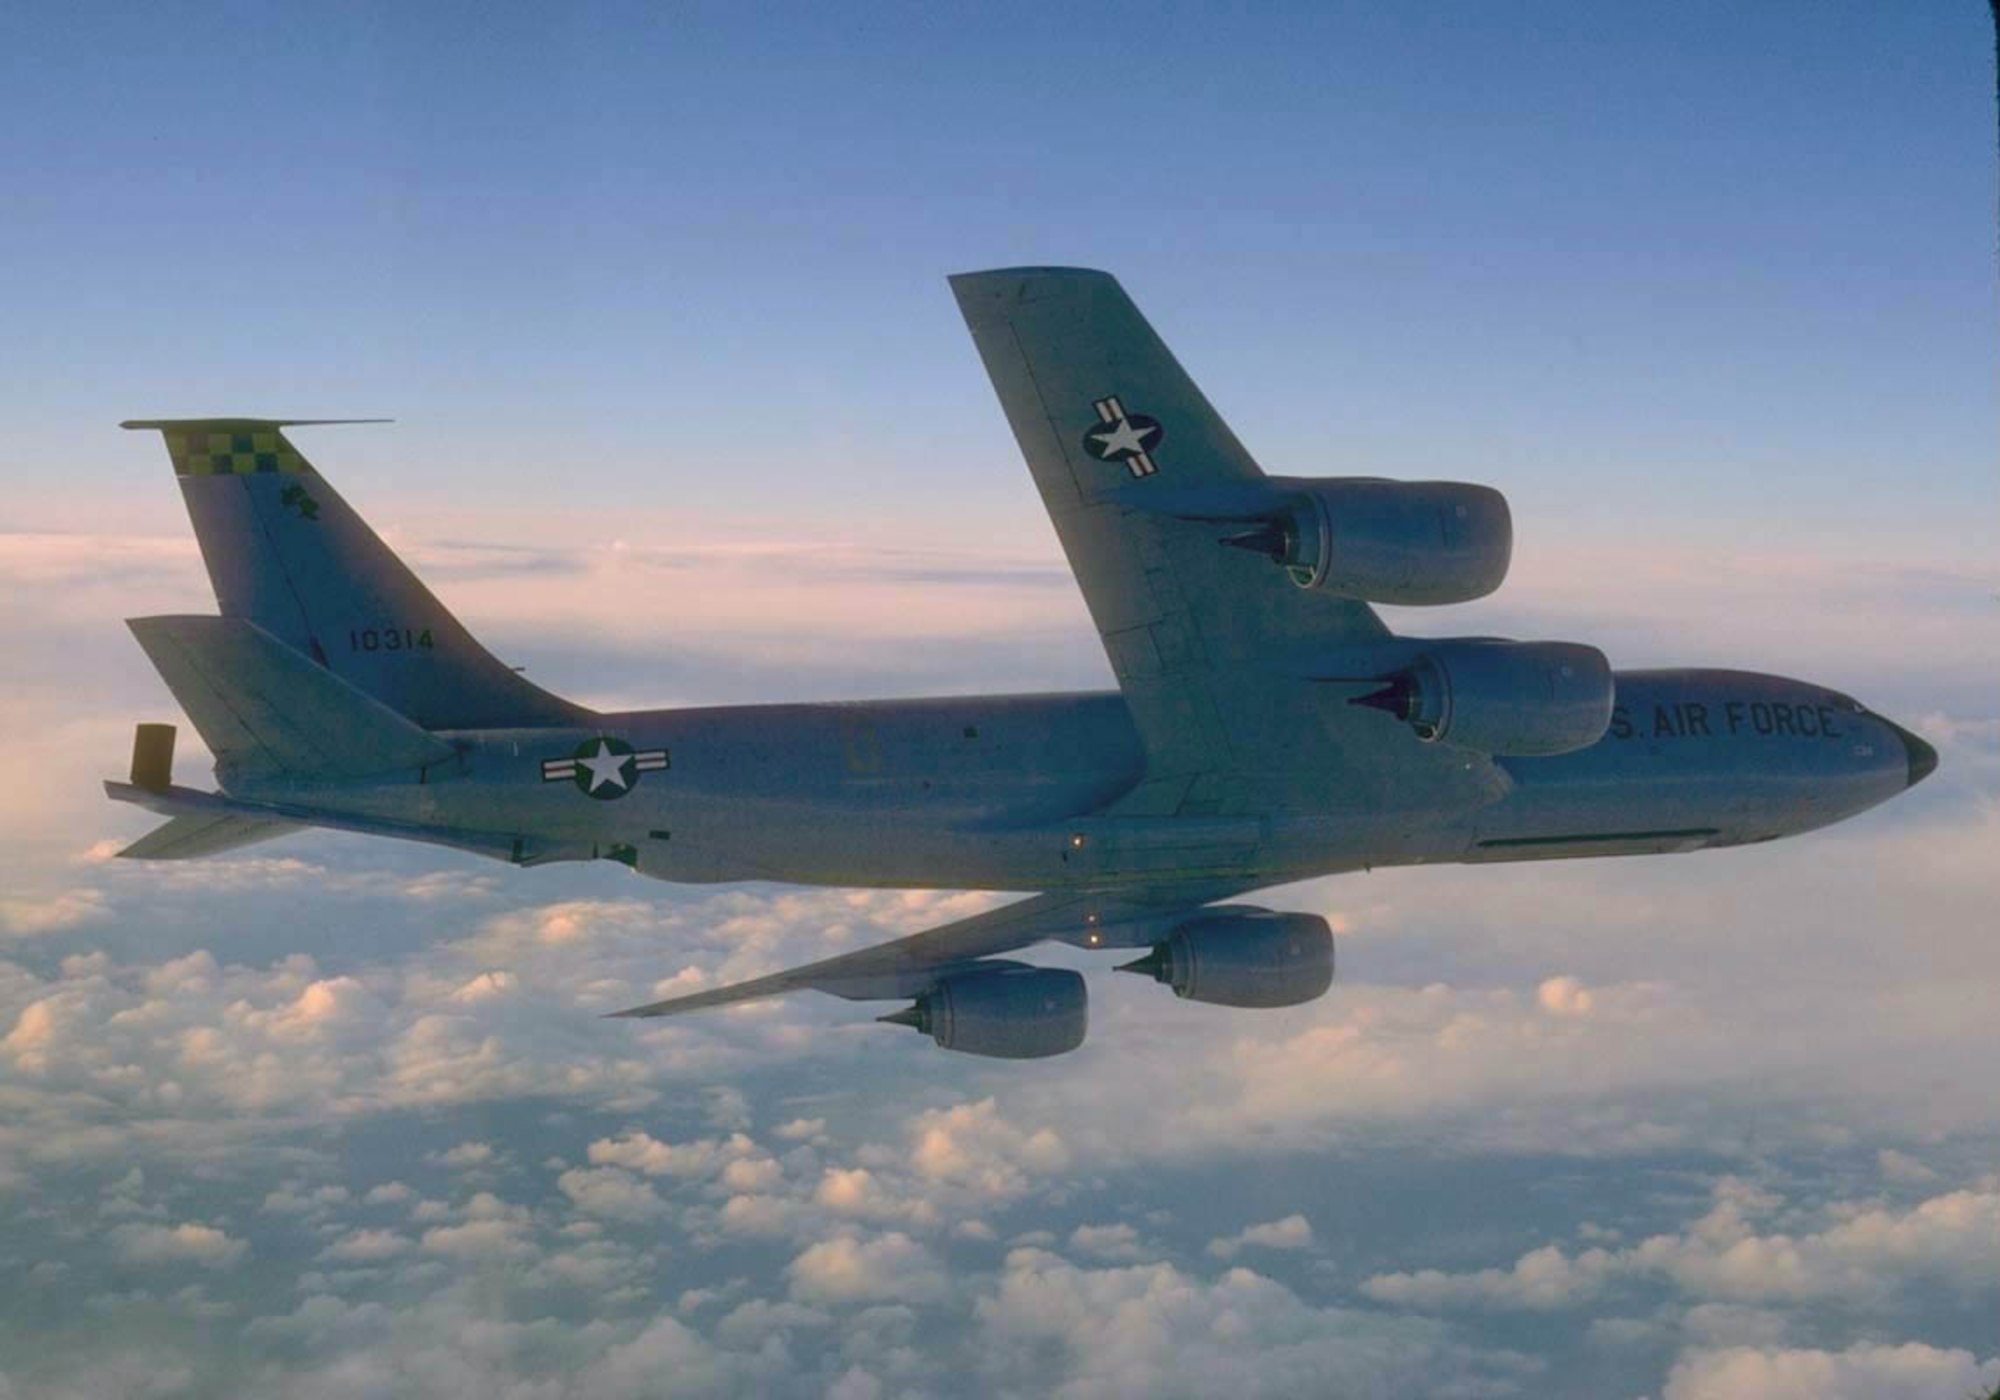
[{"left": 107, "top": 268, "right": 1935, "bottom": 1058}]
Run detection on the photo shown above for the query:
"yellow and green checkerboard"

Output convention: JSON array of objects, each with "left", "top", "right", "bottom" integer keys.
[{"left": 165, "top": 429, "right": 311, "bottom": 476}]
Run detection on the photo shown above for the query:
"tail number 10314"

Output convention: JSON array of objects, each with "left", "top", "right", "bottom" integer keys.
[{"left": 349, "top": 626, "right": 435, "bottom": 653}]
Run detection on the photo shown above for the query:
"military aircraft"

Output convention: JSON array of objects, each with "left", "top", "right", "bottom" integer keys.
[{"left": 107, "top": 267, "right": 1936, "bottom": 1058}]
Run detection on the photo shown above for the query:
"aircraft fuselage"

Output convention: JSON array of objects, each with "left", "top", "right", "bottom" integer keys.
[{"left": 225, "top": 666, "right": 1927, "bottom": 936}]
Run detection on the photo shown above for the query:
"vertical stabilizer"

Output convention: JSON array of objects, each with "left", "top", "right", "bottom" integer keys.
[{"left": 123, "top": 419, "right": 581, "bottom": 730}]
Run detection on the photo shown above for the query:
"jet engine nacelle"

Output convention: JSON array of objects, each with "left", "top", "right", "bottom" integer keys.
[
  {"left": 1118, "top": 912, "right": 1335, "bottom": 1009},
  {"left": 1219, "top": 478, "right": 1512, "bottom": 605},
  {"left": 1355, "top": 638, "right": 1614, "bottom": 756},
  {"left": 880, "top": 965, "right": 1087, "bottom": 1059}
]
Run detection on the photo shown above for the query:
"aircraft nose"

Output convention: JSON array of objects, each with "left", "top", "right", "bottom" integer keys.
[{"left": 1885, "top": 719, "right": 1938, "bottom": 788}]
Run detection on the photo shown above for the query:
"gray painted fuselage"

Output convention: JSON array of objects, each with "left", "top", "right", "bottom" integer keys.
[{"left": 229, "top": 664, "right": 1926, "bottom": 940}]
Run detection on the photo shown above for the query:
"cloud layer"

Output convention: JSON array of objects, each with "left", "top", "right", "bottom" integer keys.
[{"left": 2, "top": 513, "right": 1995, "bottom": 1398}]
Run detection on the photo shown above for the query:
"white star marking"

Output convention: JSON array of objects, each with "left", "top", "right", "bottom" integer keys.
[
  {"left": 577, "top": 740, "right": 632, "bottom": 793},
  {"left": 1090, "top": 417, "right": 1157, "bottom": 459}
]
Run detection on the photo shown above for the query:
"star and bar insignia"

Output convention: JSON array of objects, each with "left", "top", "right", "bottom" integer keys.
[
  {"left": 1083, "top": 397, "right": 1162, "bottom": 477},
  {"left": 542, "top": 737, "right": 670, "bottom": 800}
]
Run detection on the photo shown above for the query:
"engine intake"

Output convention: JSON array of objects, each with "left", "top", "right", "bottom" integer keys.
[
  {"left": 1219, "top": 479, "right": 1511, "bottom": 605},
  {"left": 1118, "top": 912, "right": 1335, "bottom": 1009},
  {"left": 1353, "top": 639, "right": 1613, "bottom": 756},
  {"left": 879, "top": 965, "right": 1086, "bottom": 1059}
]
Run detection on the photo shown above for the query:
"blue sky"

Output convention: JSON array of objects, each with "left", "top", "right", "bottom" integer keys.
[
  {"left": 3, "top": 2, "right": 1993, "bottom": 541},
  {"left": 1, "top": 4, "right": 1997, "bottom": 1398}
]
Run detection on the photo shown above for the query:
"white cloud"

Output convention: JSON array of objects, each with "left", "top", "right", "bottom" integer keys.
[
  {"left": 1875, "top": 1148, "right": 1938, "bottom": 1184},
  {"left": 641, "top": 1097, "right": 1085, "bottom": 1250},
  {"left": 1363, "top": 1177, "right": 2000, "bottom": 1311},
  {"left": 715, "top": 1193, "right": 806, "bottom": 1238},
  {"left": 260, "top": 1183, "right": 350, "bottom": 1216},
  {"left": 907, "top": 1098, "right": 1070, "bottom": 1200},
  {"left": 1207, "top": 1214, "right": 1314, "bottom": 1259},
  {"left": 448, "top": 970, "right": 518, "bottom": 1004},
  {"left": 427, "top": 1140, "right": 496, "bottom": 1169},
  {"left": 319, "top": 1229, "right": 413, "bottom": 1263},
  {"left": 417, "top": 1219, "right": 533, "bottom": 1260},
  {"left": 528, "top": 1238, "right": 652, "bottom": 1295},
  {"left": 1536, "top": 975, "right": 1596, "bottom": 1016},
  {"left": 2, "top": 999, "right": 61, "bottom": 1070},
  {"left": 418, "top": 1200, "right": 537, "bottom": 1262},
  {"left": 974, "top": 1247, "right": 1533, "bottom": 1398},
  {"left": 1678, "top": 1303, "right": 1794, "bottom": 1349},
  {"left": 461, "top": 1192, "right": 529, "bottom": 1222},
  {"left": 1363, "top": 1243, "right": 1621, "bottom": 1311},
  {"left": 825, "top": 1367, "right": 885, "bottom": 1400},
  {"left": 0, "top": 889, "right": 108, "bottom": 937},
  {"left": 711, "top": 1297, "right": 831, "bottom": 1347},
  {"left": 558, "top": 1166, "right": 669, "bottom": 1222},
  {"left": 570, "top": 1310, "right": 781, "bottom": 1398},
  {"left": 814, "top": 1167, "right": 929, "bottom": 1226},
  {"left": 587, "top": 1130, "right": 760, "bottom": 1180},
  {"left": 0, "top": 1352, "right": 194, "bottom": 1400},
  {"left": 719, "top": 1155, "right": 782, "bottom": 1194},
  {"left": 108, "top": 1221, "right": 247, "bottom": 1269},
  {"left": 1068, "top": 1223, "right": 1150, "bottom": 1262},
  {"left": 1638, "top": 1185, "right": 2000, "bottom": 1304},
  {"left": 786, "top": 1232, "right": 946, "bottom": 1305},
  {"left": 1663, "top": 1342, "right": 1998, "bottom": 1400}
]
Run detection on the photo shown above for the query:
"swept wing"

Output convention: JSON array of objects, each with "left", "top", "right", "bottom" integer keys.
[
  {"left": 950, "top": 267, "right": 1389, "bottom": 800},
  {"left": 607, "top": 882, "right": 1254, "bottom": 1018},
  {"left": 621, "top": 269, "right": 1391, "bottom": 1019}
]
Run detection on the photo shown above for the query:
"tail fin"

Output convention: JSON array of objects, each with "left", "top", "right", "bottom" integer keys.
[
  {"left": 129, "top": 615, "right": 456, "bottom": 779},
  {"left": 123, "top": 419, "right": 581, "bottom": 730}
]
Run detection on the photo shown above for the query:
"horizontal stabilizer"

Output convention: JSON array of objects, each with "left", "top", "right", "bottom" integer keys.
[
  {"left": 119, "top": 811, "right": 302, "bottom": 860},
  {"left": 120, "top": 416, "right": 392, "bottom": 434},
  {"left": 105, "top": 779, "right": 522, "bottom": 863},
  {"left": 129, "top": 615, "right": 456, "bottom": 778}
]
